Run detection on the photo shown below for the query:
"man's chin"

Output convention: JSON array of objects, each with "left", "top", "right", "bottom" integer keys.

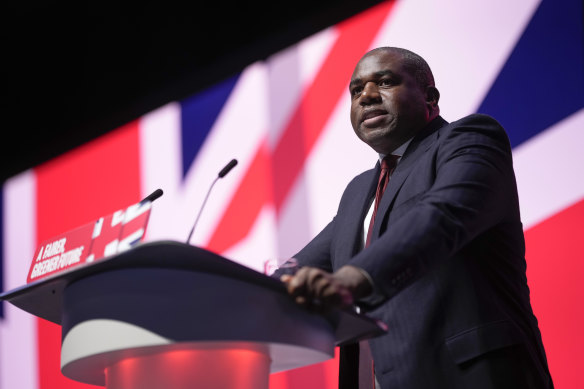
[{"left": 358, "top": 128, "right": 393, "bottom": 149}]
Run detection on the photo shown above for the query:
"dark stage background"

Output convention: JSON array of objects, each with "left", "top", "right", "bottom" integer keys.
[{"left": 1, "top": 1, "right": 384, "bottom": 184}]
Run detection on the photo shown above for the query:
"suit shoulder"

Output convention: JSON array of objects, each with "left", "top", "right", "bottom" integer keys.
[
  {"left": 348, "top": 166, "right": 376, "bottom": 187},
  {"left": 354, "top": 166, "right": 377, "bottom": 180},
  {"left": 442, "top": 113, "right": 510, "bottom": 142},
  {"left": 437, "top": 114, "right": 513, "bottom": 159},
  {"left": 339, "top": 166, "right": 376, "bottom": 199},
  {"left": 447, "top": 113, "right": 505, "bottom": 132}
]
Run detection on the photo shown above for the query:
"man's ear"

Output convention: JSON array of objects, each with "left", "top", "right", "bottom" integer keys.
[
  {"left": 425, "top": 86, "right": 440, "bottom": 117},
  {"left": 426, "top": 86, "right": 440, "bottom": 108}
]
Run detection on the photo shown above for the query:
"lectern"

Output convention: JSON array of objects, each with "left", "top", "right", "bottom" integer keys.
[{"left": 1, "top": 240, "right": 386, "bottom": 389}]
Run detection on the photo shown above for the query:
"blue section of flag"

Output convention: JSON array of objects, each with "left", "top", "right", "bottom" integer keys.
[
  {"left": 478, "top": 0, "right": 584, "bottom": 148},
  {"left": 180, "top": 74, "right": 240, "bottom": 178}
]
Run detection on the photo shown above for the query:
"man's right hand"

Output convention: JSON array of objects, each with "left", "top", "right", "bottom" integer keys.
[{"left": 280, "top": 265, "right": 372, "bottom": 312}]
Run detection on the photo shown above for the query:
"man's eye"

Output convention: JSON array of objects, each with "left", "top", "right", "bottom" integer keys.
[
  {"left": 351, "top": 87, "right": 363, "bottom": 96},
  {"left": 379, "top": 79, "right": 393, "bottom": 86}
]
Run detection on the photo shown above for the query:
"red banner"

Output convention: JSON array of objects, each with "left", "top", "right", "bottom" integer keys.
[{"left": 27, "top": 200, "right": 152, "bottom": 283}]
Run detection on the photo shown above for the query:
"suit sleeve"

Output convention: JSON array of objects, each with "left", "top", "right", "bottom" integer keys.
[{"left": 349, "top": 115, "right": 518, "bottom": 301}]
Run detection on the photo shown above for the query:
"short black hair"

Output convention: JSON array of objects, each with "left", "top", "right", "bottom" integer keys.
[{"left": 368, "top": 47, "right": 435, "bottom": 89}]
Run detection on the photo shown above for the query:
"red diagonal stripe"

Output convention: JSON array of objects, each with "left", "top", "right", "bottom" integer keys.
[
  {"left": 206, "top": 2, "right": 395, "bottom": 254},
  {"left": 272, "top": 2, "right": 395, "bottom": 211}
]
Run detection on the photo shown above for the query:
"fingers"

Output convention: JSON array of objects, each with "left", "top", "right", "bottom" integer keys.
[
  {"left": 280, "top": 267, "right": 354, "bottom": 311},
  {"left": 281, "top": 267, "right": 316, "bottom": 304},
  {"left": 280, "top": 274, "right": 293, "bottom": 283}
]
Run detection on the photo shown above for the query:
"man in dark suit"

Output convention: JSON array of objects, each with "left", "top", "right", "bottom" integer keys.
[{"left": 279, "top": 47, "right": 553, "bottom": 388}]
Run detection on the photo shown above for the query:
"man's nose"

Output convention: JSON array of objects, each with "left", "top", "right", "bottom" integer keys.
[{"left": 360, "top": 82, "right": 381, "bottom": 105}]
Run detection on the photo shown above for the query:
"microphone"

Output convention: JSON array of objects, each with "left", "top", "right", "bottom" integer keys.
[
  {"left": 218, "top": 159, "right": 238, "bottom": 178},
  {"left": 186, "top": 159, "right": 238, "bottom": 245},
  {"left": 140, "top": 188, "right": 164, "bottom": 204}
]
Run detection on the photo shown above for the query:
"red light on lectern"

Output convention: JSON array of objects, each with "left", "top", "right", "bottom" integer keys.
[{"left": 105, "top": 347, "right": 271, "bottom": 389}]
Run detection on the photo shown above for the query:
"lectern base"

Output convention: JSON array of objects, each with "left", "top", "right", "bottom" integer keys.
[{"left": 105, "top": 347, "right": 270, "bottom": 389}]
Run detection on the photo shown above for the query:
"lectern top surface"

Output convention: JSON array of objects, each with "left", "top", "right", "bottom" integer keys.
[{"left": 1, "top": 240, "right": 386, "bottom": 345}]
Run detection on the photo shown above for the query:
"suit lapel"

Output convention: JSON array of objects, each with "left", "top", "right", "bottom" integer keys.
[
  {"left": 337, "top": 166, "right": 379, "bottom": 260},
  {"left": 369, "top": 117, "right": 447, "bottom": 241}
]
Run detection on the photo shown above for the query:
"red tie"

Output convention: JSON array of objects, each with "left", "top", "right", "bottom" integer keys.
[
  {"left": 355, "top": 155, "right": 399, "bottom": 389},
  {"left": 365, "top": 155, "right": 399, "bottom": 248},
  {"left": 340, "top": 156, "right": 400, "bottom": 389}
]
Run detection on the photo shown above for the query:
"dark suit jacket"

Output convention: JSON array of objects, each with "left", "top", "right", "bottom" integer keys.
[{"left": 293, "top": 114, "right": 553, "bottom": 388}]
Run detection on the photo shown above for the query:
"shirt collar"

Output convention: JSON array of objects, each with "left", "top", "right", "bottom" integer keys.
[{"left": 378, "top": 137, "right": 413, "bottom": 162}]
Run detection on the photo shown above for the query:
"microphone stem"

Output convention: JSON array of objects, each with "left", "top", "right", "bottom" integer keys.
[{"left": 187, "top": 176, "right": 220, "bottom": 245}]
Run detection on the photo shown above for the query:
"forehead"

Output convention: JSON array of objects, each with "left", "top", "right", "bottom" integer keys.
[{"left": 351, "top": 50, "right": 406, "bottom": 81}]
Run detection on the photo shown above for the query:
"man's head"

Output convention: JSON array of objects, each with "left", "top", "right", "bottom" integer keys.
[{"left": 349, "top": 47, "right": 440, "bottom": 154}]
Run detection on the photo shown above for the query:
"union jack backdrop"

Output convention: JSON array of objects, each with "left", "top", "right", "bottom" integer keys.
[{"left": 1, "top": 0, "right": 582, "bottom": 388}]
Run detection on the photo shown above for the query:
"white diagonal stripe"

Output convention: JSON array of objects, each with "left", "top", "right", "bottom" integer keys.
[{"left": 513, "top": 108, "right": 584, "bottom": 229}]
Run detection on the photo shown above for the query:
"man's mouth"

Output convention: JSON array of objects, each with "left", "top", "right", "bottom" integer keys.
[{"left": 361, "top": 110, "right": 388, "bottom": 127}]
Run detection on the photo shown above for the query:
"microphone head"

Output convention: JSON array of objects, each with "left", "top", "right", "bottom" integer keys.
[
  {"left": 141, "top": 188, "right": 164, "bottom": 204},
  {"left": 218, "top": 159, "right": 238, "bottom": 178}
]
